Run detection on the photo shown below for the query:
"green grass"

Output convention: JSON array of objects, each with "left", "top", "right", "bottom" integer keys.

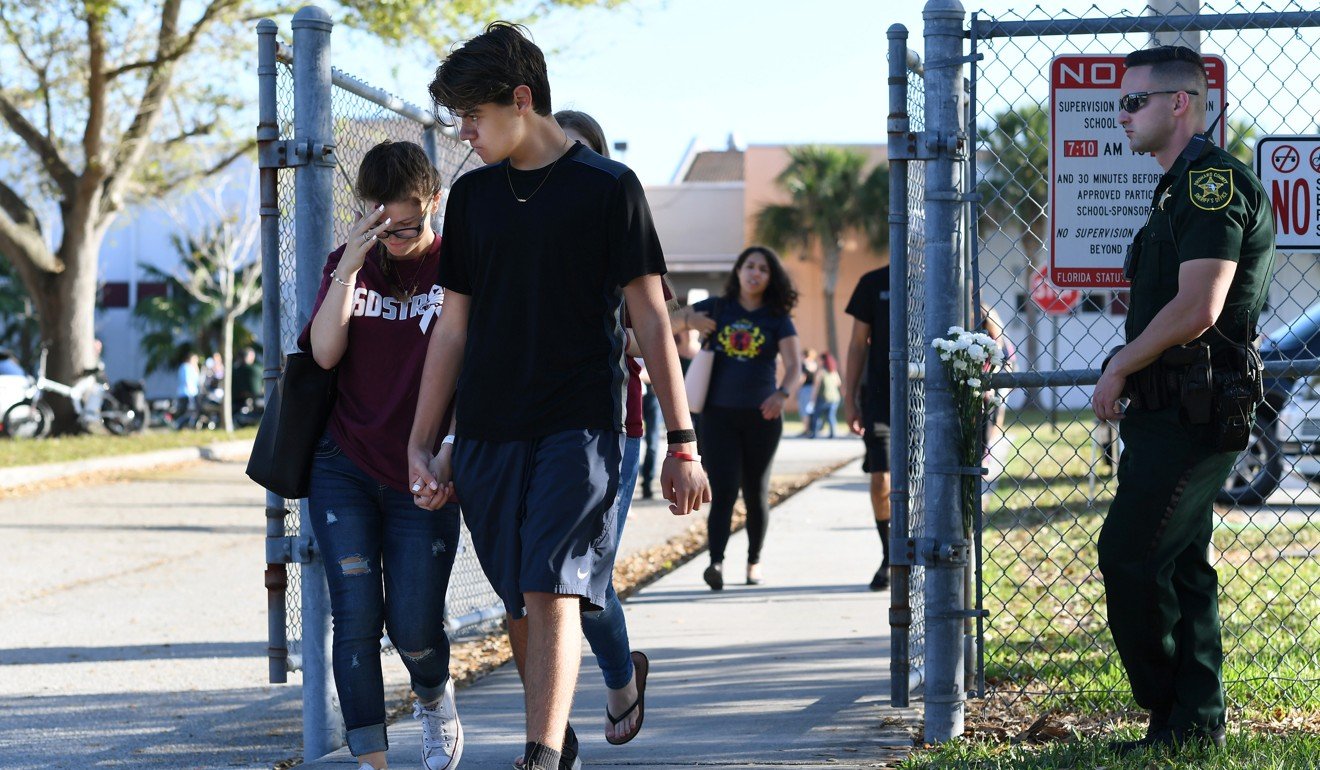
[
  {"left": 904, "top": 409, "right": 1320, "bottom": 766},
  {"left": 0, "top": 427, "right": 257, "bottom": 468},
  {"left": 901, "top": 729, "right": 1320, "bottom": 769}
]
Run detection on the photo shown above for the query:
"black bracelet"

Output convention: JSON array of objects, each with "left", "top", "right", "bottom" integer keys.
[{"left": 667, "top": 428, "right": 697, "bottom": 445}]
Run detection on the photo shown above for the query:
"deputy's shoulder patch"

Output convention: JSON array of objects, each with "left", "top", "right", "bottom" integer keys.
[{"left": 1188, "top": 167, "right": 1233, "bottom": 211}]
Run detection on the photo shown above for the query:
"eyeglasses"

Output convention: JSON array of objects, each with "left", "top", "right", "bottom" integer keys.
[
  {"left": 380, "top": 224, "right": 424, "bottom": 240},
  {"left": 1118, "top": 89, "right": 1198, "bottom": 113}
]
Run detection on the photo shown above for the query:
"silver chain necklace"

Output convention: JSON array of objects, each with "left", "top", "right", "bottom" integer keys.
[{"left": 506, "top": 138, "right": 572, "bottom": 203}]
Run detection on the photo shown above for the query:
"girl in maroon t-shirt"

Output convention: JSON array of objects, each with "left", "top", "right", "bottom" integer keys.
[{"left": 301, "top": 141, "right": 463, "bottom": 770}]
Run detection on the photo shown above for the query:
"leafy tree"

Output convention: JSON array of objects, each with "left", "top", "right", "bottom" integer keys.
[
  {"left": 978, "top": 104, "right": 1049, "bottom": 410},
  {"left": 755, "top": 146, "right": 890, "bottom": 356},
  {"left": 0, "top": 0, "right": 625, "bottom": 430}
]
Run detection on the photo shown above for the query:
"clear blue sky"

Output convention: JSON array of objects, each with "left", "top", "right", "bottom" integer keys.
[{"left": 343, "top": 0, "right": 1177, "bottom": 184}]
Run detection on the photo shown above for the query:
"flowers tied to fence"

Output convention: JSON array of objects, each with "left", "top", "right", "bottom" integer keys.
[{"left": 933, "top": 326, "right": 1006, "bottom": 532}]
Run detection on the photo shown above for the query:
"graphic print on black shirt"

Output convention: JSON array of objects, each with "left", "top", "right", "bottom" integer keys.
[
  {"left": 692, "top": 297, "right": 797, "bottom": 411},
  {"left": 438, "top": 142, "right": 667, "bottom": 441}
]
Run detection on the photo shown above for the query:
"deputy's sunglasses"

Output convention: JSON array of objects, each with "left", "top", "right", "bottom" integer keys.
[{"left": 1118, "top": 89, "right": 1198, "bottom": 113}]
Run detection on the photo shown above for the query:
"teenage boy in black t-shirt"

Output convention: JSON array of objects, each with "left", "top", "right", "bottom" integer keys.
[
  {"left": 844, "top": 267, "right": 892, "bottom": 592},
  {"left": 406, "top": 22, "right": 710, "bottom": 770}
]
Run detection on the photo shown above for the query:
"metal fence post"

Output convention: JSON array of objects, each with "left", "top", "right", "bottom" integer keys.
[
  {"left": 256, "top": 17, "right": 288, "bottom": 687},
  {"left": 922, "top": 0, "right": 968, "bottom": 743},
  {"left": 886, "top": 23, "right": 913, "bottom": 709},
  {"left": 292, "top": 4, "right": 341, "bottom": 759}
]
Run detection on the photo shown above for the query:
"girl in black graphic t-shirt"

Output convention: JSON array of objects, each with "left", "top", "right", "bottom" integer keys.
[{"left": 689, "top": 246, "right": 803, "bottom": 590}]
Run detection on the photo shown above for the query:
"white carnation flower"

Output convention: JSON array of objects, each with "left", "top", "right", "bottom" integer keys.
[{"left": 967, "top": 378, "right": 981, "bottom": 388}]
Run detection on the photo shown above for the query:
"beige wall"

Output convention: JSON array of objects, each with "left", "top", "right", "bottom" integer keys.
[{"left": 742, "top": 145, "right": 890, "bottom": 359}]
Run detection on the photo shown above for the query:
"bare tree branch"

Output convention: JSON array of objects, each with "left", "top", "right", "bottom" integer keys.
[
  {"left": 104, "top": 0, "right": 242, "bottom": 207},
  {"left": 0, "top": 90, "right": 77, "bottom": 195},
  {"left": 105, "top": 0, "right": 236, "bottom": 83},
  {"left": 83, "top": 1, "right": 107, "bottom": 176},
  {"left": 151, "top": 139, "right": 255, "bottom": 198},
  {"left": 0, "top": 178, "right": 61, "bottom": 274},
  {"left": 162, "top": 120, "right": 218, "bottom": 146}
]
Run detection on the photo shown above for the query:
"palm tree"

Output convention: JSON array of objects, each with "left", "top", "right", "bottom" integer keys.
[
  {"left": 133, "top": 213, "right": 261, "bottom": 432},
  {"left": 755, "top": 146, "right": 890, "bottom": 356},
  {"left": 978, "top": 104, "right": 1049, "bottom": 410}
]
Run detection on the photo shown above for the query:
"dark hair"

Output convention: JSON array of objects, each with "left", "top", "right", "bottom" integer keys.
[
  {"left": 1124, "top": 45, "right": 1208, "bottom": 104},
  {"left": 819, "top": 352, "right": 837, "bottom": 374},
  {"left": 722, "top": 245, "right": 798, "bottom": 317},
  {"left": 355, "top": 141, "right": 442, "bottom": 206},
  {"left": 555, "top": 110, "right": 608, "bottom": 157},
  {"left": 428, "top": 21, "right": 551, "bottom": 124}
]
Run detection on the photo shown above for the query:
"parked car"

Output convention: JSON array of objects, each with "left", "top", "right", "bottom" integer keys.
[
  {"left": 0, "top": 351, "right": 29, "bottom": 432},
  {"left": 1219, "top": 301, "right": 1320, "bottom": 505}
]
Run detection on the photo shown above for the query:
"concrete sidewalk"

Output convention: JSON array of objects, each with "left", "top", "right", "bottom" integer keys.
[{"left": 301, "top": 459, "right": 917, "bottom": 769}]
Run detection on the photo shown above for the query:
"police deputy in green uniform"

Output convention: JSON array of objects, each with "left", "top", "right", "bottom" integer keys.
[{"left": 1092, "top": 45, "right": 1276, "bottom": 754}]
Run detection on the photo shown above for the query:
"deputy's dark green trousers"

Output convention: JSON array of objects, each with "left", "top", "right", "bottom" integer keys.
[{"left": 1098, "top": 405, "right": 1237, "bottom": 731}]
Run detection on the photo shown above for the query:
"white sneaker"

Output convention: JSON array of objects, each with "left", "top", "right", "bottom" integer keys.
[{"left": 414, "top": 678, "right": 463, "bottom": 770}]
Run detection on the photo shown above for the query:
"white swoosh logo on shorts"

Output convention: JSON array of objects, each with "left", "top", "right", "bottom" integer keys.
[{"left": 576, "top": 567, "right": 590, "bottom": 580}]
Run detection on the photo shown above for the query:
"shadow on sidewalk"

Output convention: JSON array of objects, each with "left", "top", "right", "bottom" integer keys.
[{"left": 0, "top": 687, "right": 301, "bottom": 770}]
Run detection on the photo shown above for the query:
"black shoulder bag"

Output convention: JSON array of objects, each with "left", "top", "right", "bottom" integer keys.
[{"left": 245, "top": 350, "right": 338, "bottom": 499}]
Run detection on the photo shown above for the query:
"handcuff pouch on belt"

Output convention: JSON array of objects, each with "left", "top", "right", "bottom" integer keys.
[{"left": 1102, "top": 336, "right": 1263, "bottom": 452}]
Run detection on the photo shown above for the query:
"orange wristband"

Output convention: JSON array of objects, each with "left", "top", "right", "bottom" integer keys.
[{"left": 666, "top": 450, "right": 701, "bottom": 463}]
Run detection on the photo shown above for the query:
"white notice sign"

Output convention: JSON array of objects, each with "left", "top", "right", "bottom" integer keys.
[
  {"left": 1255, "top": 135, "right": 1320, "bottom": 251},
  {"left": 1048, "top": 54, "right": 1227, "bottom": 287}
]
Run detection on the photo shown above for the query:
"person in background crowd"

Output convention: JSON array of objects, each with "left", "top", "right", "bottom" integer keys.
[
  {"left": 304, "top": 140, "right": 463, "bottom": 770},
  {"left": 979, "top": 305, "right": 1014, "bottom": 491},
  {"left": 843, "top": 266, "right": 892, "bottom": 591},
  {"left": 688, "top": 245, "right": 802, "bottom": 590},
  {"left": 173, "top": 347, "right": 200, "bottom": 430},
  {"left": 232, "top": 346, "right": 263, "bottom": 412},
  {"left": 810, "top": 351, "right": 842, "bottom": 439},
  {"left": 796, "top": 349, "right": 819, "bottom": 437}
]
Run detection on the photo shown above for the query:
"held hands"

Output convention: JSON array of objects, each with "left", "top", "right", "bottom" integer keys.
[
  {"left": 661, "top": 445, "right": 712, "bottom": 517},
  {"left": 340, "top": 205, "right": 393, "bottom": 275},
  {"left": 760, "top": 390, "right": 788, "bottom": 420},
  {"left": 408, "top": 444, "right": 455, "bottom": 511}
]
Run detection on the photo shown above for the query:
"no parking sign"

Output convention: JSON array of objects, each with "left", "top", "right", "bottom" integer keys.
[{"left": 1256, "top": 135, "right": 1320, "bottom": 251}]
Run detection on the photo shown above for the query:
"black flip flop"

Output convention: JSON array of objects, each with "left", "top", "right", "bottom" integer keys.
[{"left": 605, "top": 650, "right": 649, "bottom": 745}]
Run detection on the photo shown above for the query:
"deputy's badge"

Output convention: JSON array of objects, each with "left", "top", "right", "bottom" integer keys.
[{"left": 1189, "top": 167, "right": 1233, "bottom": 211}]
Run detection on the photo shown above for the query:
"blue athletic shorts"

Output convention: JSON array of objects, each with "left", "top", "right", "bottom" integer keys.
[{"left": 452, "top": 428, "right": 623, "bottom": 618}]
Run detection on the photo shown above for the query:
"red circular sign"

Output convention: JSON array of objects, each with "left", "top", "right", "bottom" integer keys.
[
  {"left": 1272, "top": 144, "right": 1300, "bottom": 173},
  {"left": 1031, "top": 269, "right": 1082, "bottom": 315}
]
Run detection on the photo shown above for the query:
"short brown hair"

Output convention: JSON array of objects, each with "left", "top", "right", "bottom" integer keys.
[
  {"left": 429, "top": 21, "right": 551, "bottom": 124},
  {"left": 354, "top": 140, "right": 441, "bottom": 206}
]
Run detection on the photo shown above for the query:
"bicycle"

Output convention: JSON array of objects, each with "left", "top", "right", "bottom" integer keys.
[{"left": 2, "top": 346, "right": 149, "bottom": 438}]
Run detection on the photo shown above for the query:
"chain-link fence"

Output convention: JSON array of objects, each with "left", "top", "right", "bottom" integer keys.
[
  {"left": 260, "top": 25, "right": 498, "bottom": 688},
  {"left": 888, "top": 36, "right": 930, "bottom": 706},
  {"left": 964, "top": 0, "right": 1320, "bottom": 720}
]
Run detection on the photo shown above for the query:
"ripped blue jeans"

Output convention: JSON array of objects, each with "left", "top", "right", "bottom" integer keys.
[{"left": 307, "top": 432, "right": 461, "bottom": 757}]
